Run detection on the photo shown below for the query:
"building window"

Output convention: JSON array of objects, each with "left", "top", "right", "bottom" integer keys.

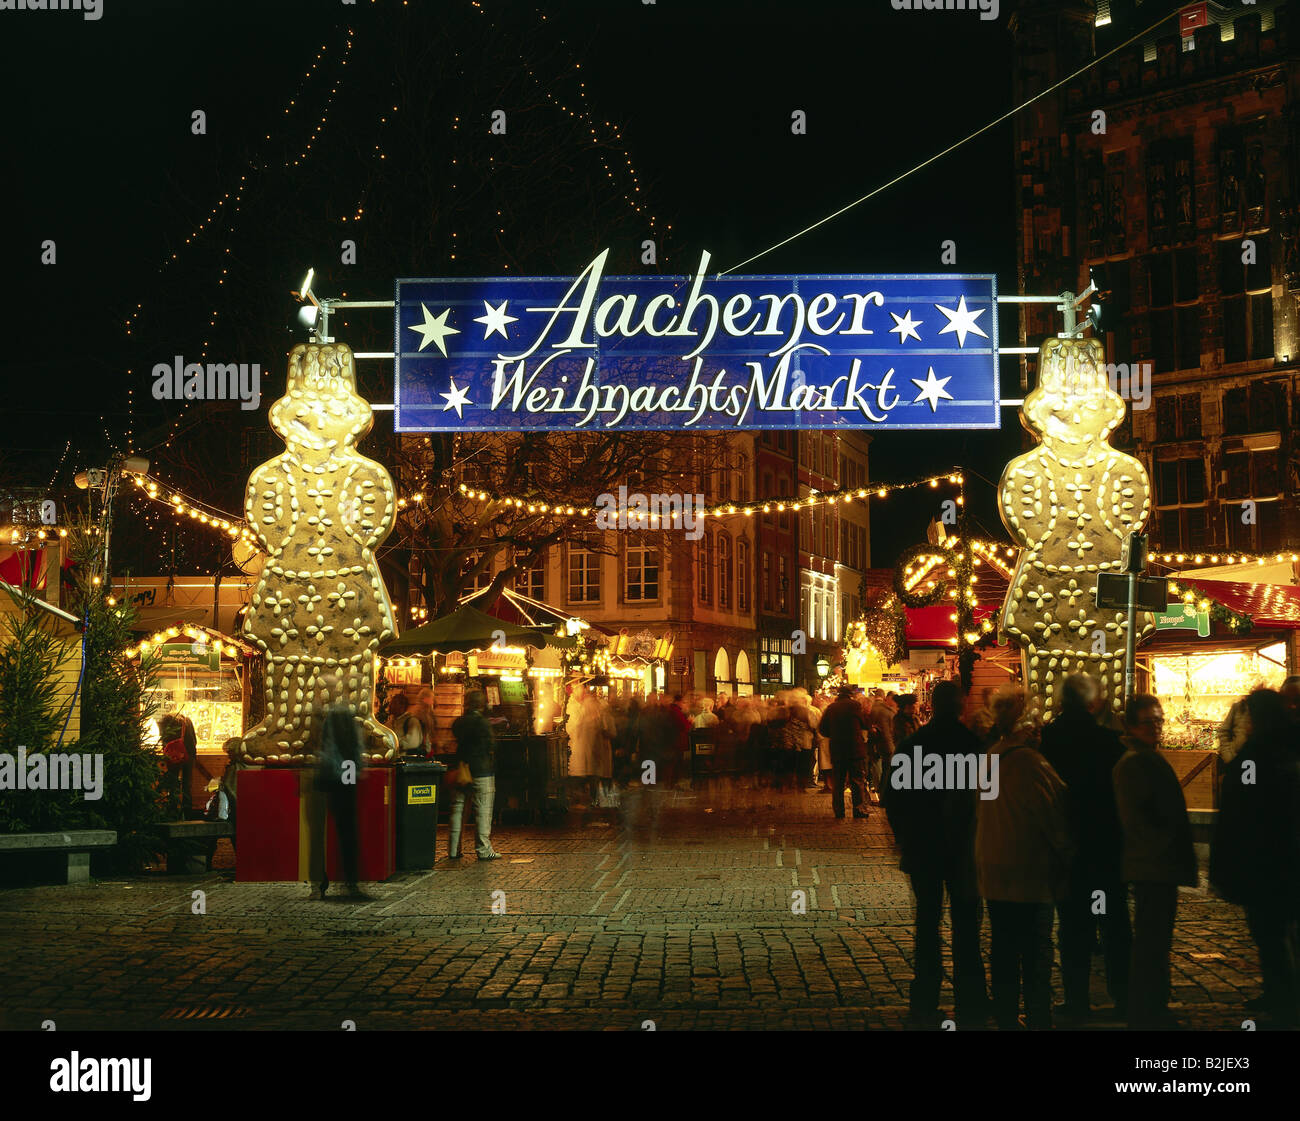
[
  {"left": 1155, "top": 458, "right": 1205, "bottom": 506},
  {"left": 1154, "top": 393, "right": 1201, "bottom": 442},
  {"left": 1148, "top": 249, "right": 1199, "bottom": 374},
  {"left": 717, "top": 533, "right": 732, "bottom": 609},
  {"left": 514, "top": 551, "right": 545, "bottom": 599},
  {"left": 1223, "top": 449, "right": 1283, "bottom": 500},
  {"left": 698, "top": 531, "right": 713, "bottom": 604},
  {"left": 761, "top": 551, "right": 772, "bottom": 611},
  {"left": 737, "top": 454, "right": 749, "bottom": 502},
  {"left": 762, "top": 471, "right": 774, "bottom": 523},
  {"left": 778, "top": 555, "right": 788, "bottom": 613},
  {"left": 1223, "top": 382, "right": 1286, "bottom": 435},
  {"left": 1219, "top": 238, "right": 1273, "bottom": 363},
  {"left": 738, "top": 539, "right": 750, "bottom": 612},
  {"left": 624, "top": 545, "right": 660, "bottom": 602},
  {"left": 1228, "top": 498, "right": 1283, "bottom": 553},
  {"left": 462, "top": 550, "right": 492, "bottom": 593},
  {"left": 803, "top": 587, "right": 812, "bottom": 640},
  {"left": 568, "top": 546, "right": 600, "bottom": 603}
]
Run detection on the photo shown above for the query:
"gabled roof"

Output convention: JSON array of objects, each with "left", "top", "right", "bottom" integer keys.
[{"left": 0, "top": 582, "right": 81, "bottom": 627}]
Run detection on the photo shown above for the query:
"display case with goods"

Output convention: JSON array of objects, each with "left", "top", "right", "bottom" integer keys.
[{"left": 1146, "top": 644, "right": 1288, "bottom": 748}]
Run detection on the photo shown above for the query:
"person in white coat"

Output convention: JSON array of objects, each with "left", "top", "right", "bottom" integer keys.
[{"left": 566, "top": 683, "right": 615, "bottom": 806}]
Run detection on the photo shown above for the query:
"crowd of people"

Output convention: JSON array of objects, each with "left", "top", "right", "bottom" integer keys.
[
  {"left": 883, "top": 672, "right": 1300, "bottom": 1031},
  {"left": 368, "top": 670, "right": 1300, "bottom": 1032},
  {"left": 551, "top": 684, "right": 922, "bottom": 812}
]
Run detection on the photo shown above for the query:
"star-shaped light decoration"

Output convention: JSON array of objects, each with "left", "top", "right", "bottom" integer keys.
[
  {"left": 911, "top": 366, "right": 954, "bottom": 413},
  {"left": 934, "top": 294, "right": 989, "bottom": 348},
  {"left": 440, "top": 377, "right": 472, "bottom": 418},
  {"left": 408, "top": 303, "right": 460, "bottom": 356},
  {"left": 473, "top": 299, "right": 518, "bottom": 340},
  {"left": 888, "top": 308, "right": 923, "bottom": 344}
]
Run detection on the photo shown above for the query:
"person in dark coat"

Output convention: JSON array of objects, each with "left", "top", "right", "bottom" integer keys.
[
  {"left": 158, "top": 710, "right": 198, "bottom": 818},
  {"left": 309, "top": 673, "right": 366, "bottom": 899},
  {"left": 820, "top": 686, "right": 870, "bottom": 819},
  {"left": 1211, "top": 688, "right": 1300, "bottom": 1028},
  {"left": 1039, "top": 673, "right": 1131, "bottom": 1022},
  {"left": 1113, "top": 693, "right": 1197, "bottom": 1030},
  {"left": 448, "top": 690, "right": 500, "bottom": 860},
  {"left": 885, "top": 680, "right": 990, "bottom": 1028}
]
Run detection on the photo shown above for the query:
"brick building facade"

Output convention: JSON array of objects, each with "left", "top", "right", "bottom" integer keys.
[{"left": 1010, "top": 0, "right": 1300, "bottom": 555}]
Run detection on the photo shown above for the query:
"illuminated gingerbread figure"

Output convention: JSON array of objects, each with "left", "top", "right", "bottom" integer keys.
[
  {"left": 239, "top": 343, "right": 399, "bottom": 764},
  {"left": 999, "top": 337, "right": 1154, "bottom": 718}
]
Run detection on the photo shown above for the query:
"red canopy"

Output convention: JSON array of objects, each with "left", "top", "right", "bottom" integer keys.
[
  {"left": 1170, "top": 578, "right": 1300, "bottom": 629},
  {"left": 904, "top": 603, "right": 998, "bottom": 646}
]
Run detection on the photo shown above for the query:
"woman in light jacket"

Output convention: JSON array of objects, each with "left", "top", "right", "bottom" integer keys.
[{"left": 975, "top": 688, "right": 1073, "bottom": 1030}]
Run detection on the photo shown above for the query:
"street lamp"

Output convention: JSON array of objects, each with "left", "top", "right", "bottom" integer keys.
[
  {"left": 816, "top": 656, "right": 830, "bottom": 679},
  {"left": 75, "top": 455, "right": 150, "bottom": 583},
  {"left": 292, "top": 267, "right": 329, "bottom": 340}
]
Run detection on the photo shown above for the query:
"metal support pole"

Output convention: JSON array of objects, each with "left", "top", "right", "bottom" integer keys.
[{"left": 1124, "top": 570, "right": 1138, "bottom": 706}]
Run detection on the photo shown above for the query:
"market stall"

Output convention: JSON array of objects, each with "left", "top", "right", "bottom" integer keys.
[
  {"left": 1138, "top": 578, "right": 1299, "bottom": 749},
  {"left": 378, "top": 603, "right": 575, "bottom": 824},
  {"left": 125, "top": 622, "right": 258, "bottom": 805}
]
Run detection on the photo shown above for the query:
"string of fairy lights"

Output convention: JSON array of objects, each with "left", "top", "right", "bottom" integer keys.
[
  {"left": 454, "top": 470, "right": 968, "bottom": 522},
  {"left": 105, "top": 463, "right": 1300, "bottom": 582},
  {"left": 122, "top": 29, "right": 356, "bottom": 454},
  {"left": 524, "top": 6, "right": 661, "bottom": 236}
]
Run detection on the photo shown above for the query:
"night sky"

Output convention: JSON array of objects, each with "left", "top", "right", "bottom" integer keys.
[{"left": 3, "top": 0, "right": 1064, "bottom": 563}]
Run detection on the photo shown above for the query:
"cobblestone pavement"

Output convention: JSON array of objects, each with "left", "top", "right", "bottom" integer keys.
[{"left": 0, "top": 782, "right": 1270, "bottom": 1031}]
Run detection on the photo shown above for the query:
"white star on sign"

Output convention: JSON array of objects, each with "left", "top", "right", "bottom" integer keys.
[
  {"left": 408, "top": 303, "right": 459, "bottom": 356},
  {"left": 889, "top": 308, "right": 923, "bottom": 344},
  {"left": 935, "top": 294, "right": 988, "bottom": 348},
  {"left": 911, "top": 366, "right": 954, "bottom": 413},
  {"left": 473, "top": 299, "right": 518, "bottom": 340},
  {"left": 440, "top": 377, "right": 472, "bottom": 418}
]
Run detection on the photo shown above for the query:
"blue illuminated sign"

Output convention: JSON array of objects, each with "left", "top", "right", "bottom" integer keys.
[{"left": 395, "top": 250, "right": 999, "bottom": 432}]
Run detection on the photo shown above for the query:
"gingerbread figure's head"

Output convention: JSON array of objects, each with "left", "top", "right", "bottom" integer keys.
[
  {"left": 1021, "top": 337, "right": 1125, "bottom": 454},
  {"left": 269, "top": 343, "right": 374, "bottom": 456}
]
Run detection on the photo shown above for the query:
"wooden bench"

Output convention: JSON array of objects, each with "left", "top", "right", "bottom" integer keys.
[
  {"left": 158, "top": 820, "right": 232, "bottom": 874},
  {"left": 0, "top": 830, "right": 116, "bottom": 885}
]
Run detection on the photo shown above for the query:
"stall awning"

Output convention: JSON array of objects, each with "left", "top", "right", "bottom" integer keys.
[
  {"left": 904, "top": 603, "right": 997, "bottom": 647},
  {"left": 381, "top": 603, "right": 576, "bottom": 655},
  {"left": 1170, "top": 578, "right": 1300, "bottom": 629}
]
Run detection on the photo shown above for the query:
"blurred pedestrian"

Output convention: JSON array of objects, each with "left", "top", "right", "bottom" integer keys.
[
  {"left": 158, "top": 709, "right": 197, "bottom": 818},
  {"left": 893, "top": 694, "right": 919, "bottom": 750},
  {"left": 1039, "top": 673, "right": 1130, "bottom": 1023},
  {"left": 1280, "top": 675, "right": 1300, "bottom": 729},
  {"left": 975, "top": 688, "right": 1072, "bottom": 1030},
  {"left": 886, "top": 680, "right": 990, "bottom": 1028},
  {"left": 1113, "top": 694, "right": 1197, "bottom": 1030},
  {"left": 821, "top": 685, "right": 870, "bottom": 819},
  {"left": 309, "top": 673, "right": 366, "bottom": 900},
  {"left": 1211, "top": 688, "right": 1300, "bottom": 1028},
  {"left": 448, "top": 690, "right": 500, "bottom": 861}
]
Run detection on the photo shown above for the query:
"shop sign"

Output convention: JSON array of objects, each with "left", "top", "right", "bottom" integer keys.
[
  {"left": 152, "top": 642, "right": 220, "bottom": 672},
  {"left": 1155, "top": 602, "right": 1211, "bottom": 637},
  {"left": 407, "top": 784, "right": 436, "bottom": 805},
  {"left": 881, "top": 672, "right": 909, "bottom": 682},
  {"left": 498, "top": 678, "right": 528, "bottom": 704},
  {"left": 396, "top": 252, "right": 998, "bottom": 432},
  {"left": 627, "top": 630, "right": 658, "bottom": 657}
]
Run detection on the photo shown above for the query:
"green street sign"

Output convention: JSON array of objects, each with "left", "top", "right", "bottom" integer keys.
[{"left": 1154, "top": 602, "right": 1210, "bottom": 638}]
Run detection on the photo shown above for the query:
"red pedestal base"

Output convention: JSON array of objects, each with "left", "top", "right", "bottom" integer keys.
[{"left": 236, "top": 767, "right": 395, "bottom": 883}]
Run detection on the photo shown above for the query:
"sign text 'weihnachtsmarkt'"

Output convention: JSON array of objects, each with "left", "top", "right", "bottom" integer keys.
[{"left": 394, "top": 250, "right": 999, "bottom": 432}]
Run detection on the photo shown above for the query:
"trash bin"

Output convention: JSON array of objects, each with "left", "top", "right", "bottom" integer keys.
[{"left": 395, "top": 760, "right": 445, "bottom": 870}]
